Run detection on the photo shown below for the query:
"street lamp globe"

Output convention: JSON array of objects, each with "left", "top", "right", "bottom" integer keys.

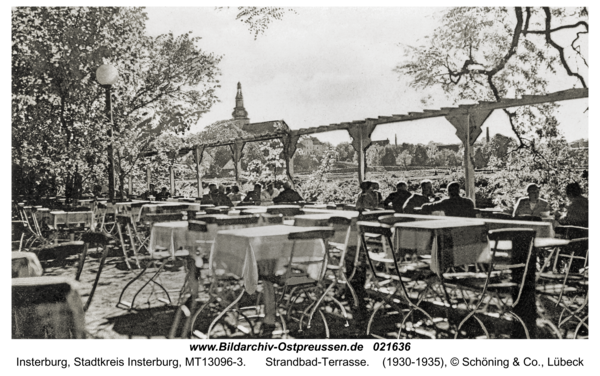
[{"left": 96, "top": 64, "right": 119, "bottom": 86}]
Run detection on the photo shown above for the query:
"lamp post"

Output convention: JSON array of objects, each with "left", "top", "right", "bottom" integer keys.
[{"left": 96, "top": 64, "right": 119, "bottom": 203}]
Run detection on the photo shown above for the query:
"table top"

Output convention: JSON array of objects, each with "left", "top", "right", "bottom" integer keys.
[
  {"left": 294, "top": 212, "right": 358, "bottom": 221},
  {"left": 217, "top": 225, "right": 329, "bottom": 239},
  {"left": 393, "top": 219, "right": 485, "bottom": 230},
  {"left": 494, "top": 237, "right": 570, "bottom": 251},
  {"left": 152, "top": 221, "right": 188, "bottom": 229}
]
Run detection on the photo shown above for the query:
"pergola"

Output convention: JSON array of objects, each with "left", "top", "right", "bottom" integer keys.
[{"left": 142, "top": 88, "right": 587, "bottom": 204}]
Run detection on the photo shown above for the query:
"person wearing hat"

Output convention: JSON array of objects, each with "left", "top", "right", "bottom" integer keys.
[{"left": 513, "top": 183, "right": 550, "bottom": 218}]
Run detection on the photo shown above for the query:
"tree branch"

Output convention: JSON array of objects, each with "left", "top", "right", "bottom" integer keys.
[{"left": 540, "top": 7, "right": 587, "bottom": 88}]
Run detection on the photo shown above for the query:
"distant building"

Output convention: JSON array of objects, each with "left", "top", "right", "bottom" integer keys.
[
  {"left": 230, "top": 82, "right": 291, "bottom": 135},
  {"left": 298, "top": 136, "right": 327, "bottom": 154},
  {"left": 438, "top": 144, "right": 460, "bottom": 152},
  {"left": 570, "top": 139, "right": 589, "bottom": 149},
  {"left": 371, "top": 139, "right": 390, "bottom": 147}
]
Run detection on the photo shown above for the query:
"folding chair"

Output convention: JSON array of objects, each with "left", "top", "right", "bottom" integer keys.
[
  {"left": 288, "top": 217, "right": 356, "bottom": 330},
  {"left": 455, "top": 229, "right": 537, "bottom": 339},
  {"left": 537, "top": 227, "right": 588, "bottom": 338},
  {"left": 358, "top": 221, "right": 436, "bottom": 339},
  {"left": 116, "top": 212, "right": 186, "bottom": 310},
  {"left": 279, "top": 228, "right": 334, "bottom": 338}
]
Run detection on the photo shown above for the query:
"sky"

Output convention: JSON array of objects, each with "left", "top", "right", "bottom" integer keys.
[{"left": 143, "top": 6, "right": 588, "bottom": 146}]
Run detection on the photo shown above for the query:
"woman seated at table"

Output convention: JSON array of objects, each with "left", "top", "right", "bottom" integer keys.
[
  {"left": 228, "top": 185, "right": 244, "bottom": 202},
  {"left": 558, "top": 182, "right": 588, "bottom": 228},
  {"left": 512, "top": 183, "right": 549, "bottom": 218},
  {"left": 355, "top": 181, "right": 378, "bottom": 211},
  {"left": 419, "top": 181, "right": 476, "bottom": 217}
]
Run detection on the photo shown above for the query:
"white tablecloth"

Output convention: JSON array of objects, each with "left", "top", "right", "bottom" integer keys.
[
  {"left": 394, "top": 219, "right": 491, "bottom": 275},
  {"left": 211, "top": 225, "right": 328, "bottom": 294}
]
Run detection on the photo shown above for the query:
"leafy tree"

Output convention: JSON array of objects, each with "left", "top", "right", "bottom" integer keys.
[
  {"left": 218, "top": 7, "right": 297, "bottom": 40},
  {"left": 12, "top": 7, "right": 221, "bottom": 201},
  {"left": 396, "top": 7, "right": 587, "bottom": 152},
  {"left": 396, "top": 7, "right": 587, "bottom": 206},
  {"left": 381, "top": 146, "right": 397, "bottom": 166},
  {"left": 335, "top": 142, "right": 356, "bottom": 162},
  {"left": 412, "top": 144, "right": 429, "bottom": 166},
  {"left": 396, "top": 150, "right": 412, "bottom": 170},
  {"left": 12, "top": 7, "right": 147, "bottom": 199},
  {"left": 365, "top": 144, "right": 385, "bottom": 167}
]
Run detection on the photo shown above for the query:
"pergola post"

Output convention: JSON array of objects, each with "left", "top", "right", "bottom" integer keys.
[
  {"left": 348, "top": 120, "right": 378, "bottom": 183},
  {"left": 146, "top": 166, "right": 151, "bottom": 191},
  {"left": 168, "top": 151, "right": 177, "bottom": 196},
  {"left": 229, "top": 141, "right": 246, "bottom": 187},
  {"left": 128, "top": 176, "right": 133, "bottom": 196},
  {"left": 282, "top": 133, "right": 300, "bottom": 188},
  {"left": 445, "top": 109, "right": 492, "bottom": 205},
  {"left": 169, "top": 166, "right": 175, "bottom": 196},
  {"left": 194, "top": 146, "right": 205, "bottom": 198}
]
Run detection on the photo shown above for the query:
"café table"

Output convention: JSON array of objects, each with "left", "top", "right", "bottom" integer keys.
[
  {"left": 49, "top": 210, "right": 94, "bottom": 230},
  {"left": 136, "top": 203, "right": 201, "bottom": 223},
  {"left": 293, "top": 212, "right": 359, "bottom": 247},
  {"left": 393, "top": 219, "right": 491, "bottom": 276},
  {"left": 266, "top": 205, "right": 302, "bottom": 217},
  {"left": 480, "top": 217, "right": 554, "bottom": 238},
  {"left": 211, "top": 225, "right": 329, "bottom": 295}
]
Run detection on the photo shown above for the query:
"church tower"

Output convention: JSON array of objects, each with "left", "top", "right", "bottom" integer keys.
[{"left": 232, "top": 82, "right": 249, "bottom": 123}]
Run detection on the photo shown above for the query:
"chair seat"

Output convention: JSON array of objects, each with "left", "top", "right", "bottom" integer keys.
[
  {"left": 369, "top": 251, "right": 394, "bottom": 264},
  {"left": 536, "top": 284, "right": 578, "bottom": 294},
  {"left": 538, "top": 272, "right": 584, "bottom": 281},
  {"left": 152, "top": 249, "right": 190, "bottom": 259},
  {"left": 285, "top": 275, "right": 318, "bottom": 287}
]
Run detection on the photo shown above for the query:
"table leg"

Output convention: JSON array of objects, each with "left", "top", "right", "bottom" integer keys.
[{"left": 262, "top": 281, "right": 276, "bottom": 325}]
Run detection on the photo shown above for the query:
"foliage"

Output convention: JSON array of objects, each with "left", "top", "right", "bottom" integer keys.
[
  {"left": 218, "top": 7, "right": 297, "bottom": 40},
  {"left": 12, "top": 7, "right": 221, "bottom": 200},
  {"left": 244, "top": 141, "right": 287, "bottom": 187},
  {"left": 396, "top": 150, "right": 412, "bottom": 169},
  {"left": 335, "top": 142, "right": 356, "bottom": 162},
  {"left": 12, "top": 7, "right": 147, "bottom": 198},
  {"left": 295, "top": 148, "right": 340, "bottom": 202},
  {"left": 396, "top": 7, "right": 587, "bottom": 149}
]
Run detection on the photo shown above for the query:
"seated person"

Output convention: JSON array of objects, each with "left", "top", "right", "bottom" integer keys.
[
  {"left": 242, "top": 183, "right": 262, "bottom": 204},
  {"left": 228, "top": 185, "right": 244, "bottom": 202},
  {"left": 260, "top": 183, "right": 279, "bottom": 205},
  {"left": 141, "top": 184, "right": 158, "bottom": 200},
  {"left": 273, "top": 182, "right": 303, "bottom": 203},
  {"left": 512, "top": 183, "right": 549, "bottom": 218},
  {"left": 156, "top": 187, "right": 171, "bottom": 201},
  {"left": 403, "top": 180, "right": 436, "bottom": 214},
  {"left": 355, "top": 181, "right": 378, "bottom": 211},
  {"left": 215, "top": 185, "right": 233, "bottom": 207},
  {"left": 382, "top": 181, "right": 412, "bottom": 213},
  {"left": 559, "top": 182, "right": 588, "bottom": 228},
  {"left": 419, "top": 181, "right": 476, "bottom": 218},
  {"left": 370, "top": 181, "right": 384, "bottom": 207},
  {"left": 201, "top": 183, "right": 217, "bottom": 205}
]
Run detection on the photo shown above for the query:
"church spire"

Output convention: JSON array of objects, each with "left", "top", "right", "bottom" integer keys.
[{"left": 232, "top": 82, "right": 249, "bottom": 120}]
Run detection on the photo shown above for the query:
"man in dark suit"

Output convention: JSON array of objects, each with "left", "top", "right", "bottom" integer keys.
[
  {"left": 419, "top": 181, "right": 476, "bottom": 218},
  {"left": 382, "top": 181, "right": 412, "bottom": 213}
]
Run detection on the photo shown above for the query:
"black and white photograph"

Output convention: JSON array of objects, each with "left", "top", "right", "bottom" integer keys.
[{"left": 9, "top": 3, "right": 591, "bottom": 364}]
